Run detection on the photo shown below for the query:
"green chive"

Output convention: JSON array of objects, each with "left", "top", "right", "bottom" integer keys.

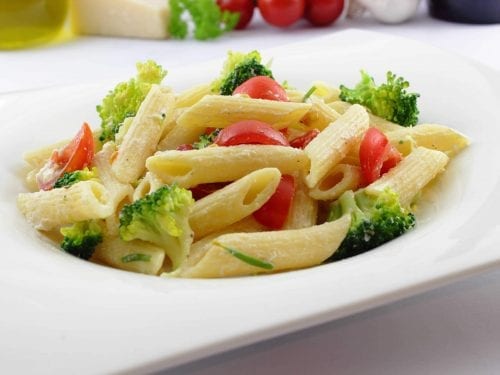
[
  {"left": 302, "top": 86, "right": 317, "bottom": 102},
  {"left": 214, "top": 242, "right": 274, "bottom": 270},
  {"left": 121, "top": 253, "right": 152, "bottom": 263}
]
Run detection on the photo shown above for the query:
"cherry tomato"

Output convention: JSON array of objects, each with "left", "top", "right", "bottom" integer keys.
[
  {"left": 52, "top": 122, "right": 94, "bottom": 173},
  {"left": 233, "top": 76, "right": 288, "bottom": 101},
  {"left": 253, "top": 175, "right": 295, "bottom": 230},
  {"left": 37, "top": 122, "right": 95, "bottom": 190},
  {"left": 176, "top": 144, "right": 194, "bottom": 151},
  {"left": 217, "top": 0, "right": 255, "bottom": 29},
  {"left": 304, "top": 0, "right": 344, "bottom": 26},
  {"left": 289, "top": 129, "right": 320, "bottom": 149},
  {"left": 359, "top": 127, "right": 402, "bottom": 185},
  {"left": 258, "top": 0, "right": 305, "bottom": 27},
  {"left": 214, "top": 120, "right": 289, "bottom": 146}
]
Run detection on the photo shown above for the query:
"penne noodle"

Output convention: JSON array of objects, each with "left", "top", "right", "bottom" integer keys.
[
  {"left": 305, "top": 104, "right": 369, "bottom": 188},
  {"left": 176, "top": 94, "right": 312, "bottom": 130},
  {"left": 112, "top": 85, "right": 175, "bottom": 184},
  {"left": 190, "top": 168, "right": 281, "bottom": 239},
  {"left": 309, "top": 164, "right": 362, "bottom": 201},
  {"left": 174, "top": 215, "right": 351, "bottom": 278},
  {"left": 17, "top": 181, "right": 113, "bottom": 231},
  {"left": 365, "top": 147, "right": 449, "bottom": 207},
  {"left": 146, "top": 145, "right": 309, "bottom": 188}
]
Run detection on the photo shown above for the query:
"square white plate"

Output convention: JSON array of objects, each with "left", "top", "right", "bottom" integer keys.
[{"left": 2, "top": 30, "right": 500, "bottom": 374}]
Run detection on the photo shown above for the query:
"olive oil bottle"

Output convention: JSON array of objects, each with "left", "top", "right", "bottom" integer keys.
[{"left": 0, "top": 0, "right": 69, "bottom": 49}]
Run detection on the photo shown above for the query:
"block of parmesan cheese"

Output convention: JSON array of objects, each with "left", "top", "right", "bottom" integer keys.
[{"left": 72, "top": 0, "right": 169, "bottom": 39}]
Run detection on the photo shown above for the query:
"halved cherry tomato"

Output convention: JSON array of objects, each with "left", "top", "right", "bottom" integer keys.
[
  {"left": 233, "top": 76, "right": 288, "bottom": 101},
  {"left": 289, "top": 129, "right": 320, "bottom": 149},
  {"left": 359, "top": 127, "right": 402, "bottom": 185},
  {"left": 217, "top": 0, "right": 255, "bottom": 29},
  {"left": 214, "top": 120, "right": 289, "bottom": 146},
  {"left": 304, "top": 0, "right": 344, "bottom": 26},
  {"left": 37, "top": 122, "right": 95, "bottom": 190},
  {"left": 253, "top": 175, "right": 295, "bottom": 230},
  {"left": 52, "top": 122, "right": 94, "bottom": 173},
  {"left": 258, "top": 0, "right": 305, "bottom": 27}
]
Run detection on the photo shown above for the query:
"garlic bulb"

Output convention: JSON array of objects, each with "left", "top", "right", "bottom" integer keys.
[{"left": 348, "top": 0, "right": 421, "bottom": 24}]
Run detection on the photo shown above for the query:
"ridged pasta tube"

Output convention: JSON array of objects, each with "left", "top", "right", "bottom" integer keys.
[
  {"left": 146, "top": 145, "right": 309, "bottom": 188},
  {"left": 174, "top": 214, "right": 351, "bottom": 278},
  {"left": 190, "top": 168, "right": 281, "bottom": 239},
  {"left": 305, "top": 104, "right": 369, "bottom": 188},
  {"left": 17, "top": 181, "right": 113, "bottom": 231},
  {"left": 365, "top": 147, "right": 449, "bottom": 207}
]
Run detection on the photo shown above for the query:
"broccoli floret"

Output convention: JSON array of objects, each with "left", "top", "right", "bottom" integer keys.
[
  {"left": 53, "top": 167, "right": 98, "bottom": 189},
  {"left": 327, "top": 188, "right": 415, "bottom": 261},
  {"left": 212, "top": 51, "right": 274, "bottom": 95},
  {"left": 119, "top": 185, "right": 194, "bottom": 270},
  {"left": 60, "top": 220, "right": 103, "bottom": 260},
  {"left": 339, "top": 70, "right": 420, "bottom": 127},
  {"left": 98, "top": 60, "right": 167, "bottom": 143}
]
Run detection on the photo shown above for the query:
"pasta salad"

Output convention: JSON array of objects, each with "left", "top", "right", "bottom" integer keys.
[{"left": 17, "top": 51, "right": 469, "bottom": 278}]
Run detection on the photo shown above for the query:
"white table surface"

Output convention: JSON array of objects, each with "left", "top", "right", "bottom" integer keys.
[{"left": 3, "top": 3, "right": 500, "bottom": 375}]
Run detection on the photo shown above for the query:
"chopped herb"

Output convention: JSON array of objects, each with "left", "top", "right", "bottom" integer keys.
[
  {"left": 169, "top": 0, "right": 239, "bottom": 41},
  {"left": 214, "top": 241, "right": 274, "bottom": 270},
  {"left": 302, "top": 86, "right": 317, "bottom": 102},
  {"left": 121, "top": 253, "right": 152, "bottom": 263},
  {"left": 193, "top": 128, "right": 220, "bottom": 149}
]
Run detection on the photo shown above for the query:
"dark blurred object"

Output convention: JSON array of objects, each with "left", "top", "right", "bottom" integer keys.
[{"left": 428, "top": 0, "right": 500, "bottom": 24}]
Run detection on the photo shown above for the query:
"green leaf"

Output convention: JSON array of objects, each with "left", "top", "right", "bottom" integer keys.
[{"left": 302, "top": 86, "right": 317, "bottom": 102}]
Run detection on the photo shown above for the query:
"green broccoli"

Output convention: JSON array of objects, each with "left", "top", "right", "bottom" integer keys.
[
  {"left": 97, "top": 60, "right": 167, "bottom": 143},
  {"left": 60, "top": 220, "right": 103, "bottom": 260},
  {"left": 119, "top": 185, "right": 194, "bottom": 270},
  {"left": 212, "top": 50, "right": 274, "bottom": 95},
  {"left": 53, "top": 167, "right": 98, "bottom": 189},
  {"left": 327, "top": 188, "right": 415, "bottom": 261},
  {"left": 339, "top": 70, "right": 420, "bottom": 127}
]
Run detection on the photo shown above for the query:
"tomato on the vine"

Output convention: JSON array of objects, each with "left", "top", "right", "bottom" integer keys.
[
  {"left": 233, "top": 76, "right": 288, "bottom": 101},
  {"left": 258, "top": 0, "right": 305, "bottom": 27},
  {"left": 304, "top": 0, "right": 344, "bottom": 26},
  {"left": 217, "top": 0, "right": 255, "bottom": 29}
]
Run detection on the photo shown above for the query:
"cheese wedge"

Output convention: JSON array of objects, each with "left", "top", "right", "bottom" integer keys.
[{"left": 72, "top": 0, "right": 169, "bottom": 39}]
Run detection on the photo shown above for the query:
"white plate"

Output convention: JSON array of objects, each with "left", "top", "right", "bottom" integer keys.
[{"left": 2, "top": 30, "right": 500, "bottom": 374}]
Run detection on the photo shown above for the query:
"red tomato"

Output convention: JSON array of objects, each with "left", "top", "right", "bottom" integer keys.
[
  {"left": 37, "top": 123, "right": 95, "bottom": 190},
  {"left": 217, "top": 0, "right": 255, "bottom": 29},
  {"left": 289, "top": 129, "right": 320, "bottom": 149},
  {"left": 258, "top": 0, "right": 305, "bottom": 27},
  {"left": 191, "top": 182, "right": 228, "bottom": 200},
  {"left": 304, "top": 0, "right": 344, "bottom": 26},
  {"left": 214, "top": 120, "right": 289, "bottom": 146},
  {"left": 359, "top": 127, "right": 402, "bottom": 185},
  {"left": 233, "top": 76, "right": 288, "bottom": 101},
  {"left": 253, "top": 175, "right": 295, "bottom": 229}
]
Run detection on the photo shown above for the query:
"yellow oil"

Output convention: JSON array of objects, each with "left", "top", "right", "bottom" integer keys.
[{"left": 0, "top": 0, "right": 69, "bottom": 49}]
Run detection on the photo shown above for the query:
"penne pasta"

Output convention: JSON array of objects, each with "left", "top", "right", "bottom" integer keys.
[
  {"left": 190, "top": 168, "right": 281, "bottom": 239},
  {"left": 174, "top": 215, "right": 351, "bottom": 278},
  {"left": 17, "top": 181, "right": 113, "bottom": 231},
  {"left": 146, "top": 145, "right": 309, "bottom": 188},
  {"left": 112, "top": 85, "right": 175, "bottom": 184},
  {"left": 365, "top": 147, "right": 449, "bottom": 207},
  {"left": 176, "top": 94, "right": 312, "bottom": 130},
  {"left": 309, "top": 164, "right": 362, "bottom": 201},
  {"left": 304, "top": 104, "right": 369, "bottom": 188}
]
